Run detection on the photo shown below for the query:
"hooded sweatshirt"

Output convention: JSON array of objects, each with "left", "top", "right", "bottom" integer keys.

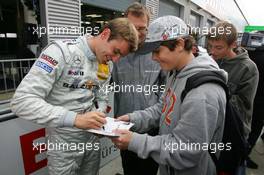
[
  {"left": 216, "top": 47, "right": 259, "bottom": 138},
  {"left": 128, "top": 55, "right": 227, "bottom": 175}
]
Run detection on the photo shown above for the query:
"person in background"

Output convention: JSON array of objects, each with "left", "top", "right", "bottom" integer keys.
[
  {"left": 112, "top": 2, "right": 165, "bottom": 175},
  {"left": 207, "top": 21, "right": 259, "bottom": 175},
  {"left": 246, "top": 48, "right": 264, "bottom": 169}
]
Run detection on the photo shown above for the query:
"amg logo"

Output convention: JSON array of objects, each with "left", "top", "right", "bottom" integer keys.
[{"left": 68, "top": 70, "right": 84, "bottom": 76}]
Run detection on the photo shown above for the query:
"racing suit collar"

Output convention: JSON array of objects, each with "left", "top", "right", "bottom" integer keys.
[{"left": 79, "top": 34, "right": 96, "bottom": 61}]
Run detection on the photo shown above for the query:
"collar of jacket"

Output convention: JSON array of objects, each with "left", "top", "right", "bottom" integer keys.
[{"left": 80, "top": 34, "right": 96, "bottom": 61}]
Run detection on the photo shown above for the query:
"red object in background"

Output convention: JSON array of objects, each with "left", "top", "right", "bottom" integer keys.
[
  {"left": 20, "top": 128, "right": 47, "bottom": 175},
  {"left": 106, "top": 105, "right": 112, "bottom": 113}
]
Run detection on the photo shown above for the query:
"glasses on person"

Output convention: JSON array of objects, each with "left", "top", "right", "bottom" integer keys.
[
  {"left": 113, "top": 48, "right": 122, "bottom": 58},
  {"left": 136, "top": 27, "right": 148, "bottom": 33}
]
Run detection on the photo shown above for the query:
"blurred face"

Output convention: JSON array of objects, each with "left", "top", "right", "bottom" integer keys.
[
  {"left": 127, "top": 13, "right": 148, "bottom": 45},
  {"left": 152, "top": 46, "right": 179, "bottom": 71},
  {"left": 192, "top": 45, "right": 199, "bottom": 57},
  {"left": 207, "top": 39, "right": 235, "bottom": 60},
  {"left": 96, "top": 29, "right": 130, "bottom": 64},
  {"left": 152, "top": 39, "right": 191, "bottom": 71}
]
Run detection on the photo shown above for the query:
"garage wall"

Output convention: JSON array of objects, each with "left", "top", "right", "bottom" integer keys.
[
  {"left": 81, "top": 0, "right": 136, "bottom": 11},
  {"left": 158, "top": 0, "right": 181, "bottom": 17},
  {"left": 40, "top": 0, "right": 81, "bottom": 46},
  {"left": 38, "top": 0, "right": 219, "bottom": 47}
]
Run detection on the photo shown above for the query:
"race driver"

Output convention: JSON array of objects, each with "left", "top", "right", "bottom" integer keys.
[{"left": 11, "top": 18, "right": 138, "bottom": 175}]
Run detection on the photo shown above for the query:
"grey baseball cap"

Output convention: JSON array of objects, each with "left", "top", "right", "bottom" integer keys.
[{"left": 138, "top": 15, "right": 189, "bottom": 54}]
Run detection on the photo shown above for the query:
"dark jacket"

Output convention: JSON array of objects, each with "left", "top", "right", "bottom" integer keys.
[
  {"left": 112, "top": 52, "right": 166, "bottom": 116},
  {"left": 111, "top": 52, "right": 166, "bottom": 135},
  {"left": 217, "top": 47, "right": 259, "bottom": 138}
]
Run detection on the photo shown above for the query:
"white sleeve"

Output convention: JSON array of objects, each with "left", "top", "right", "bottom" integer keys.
[{"left": 11, "top": 44, "right": 77, "bottom": 127}]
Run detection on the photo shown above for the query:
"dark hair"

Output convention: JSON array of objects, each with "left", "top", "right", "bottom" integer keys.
[
  {"left": 160, "top": 36, "right": 194, "bottom": 52},
  {"left": 207, "top": 21, "right": 237, "bottom": 46},
  {"left": 125, "top": 2, "right": 150, "bottom": 24}
]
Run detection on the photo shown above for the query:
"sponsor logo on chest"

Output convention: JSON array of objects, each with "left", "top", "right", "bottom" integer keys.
[{"left": 68, "top": 69, "right": 84, "bottom": 76}]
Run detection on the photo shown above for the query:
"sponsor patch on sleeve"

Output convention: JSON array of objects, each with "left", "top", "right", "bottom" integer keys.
[
  {"left": 35, "top": 61, "right": 53, "bottom": 73},
  {"left": 40, "top": 54, "right": 58, "bottom": 66}
]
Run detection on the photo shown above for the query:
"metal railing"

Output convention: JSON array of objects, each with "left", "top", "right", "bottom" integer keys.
[
  {"left": 0, "top": 99, "right": 17, "bottom": 123},
  {"left": 0, "top": 58, "right": 37, "bottom": 93}
]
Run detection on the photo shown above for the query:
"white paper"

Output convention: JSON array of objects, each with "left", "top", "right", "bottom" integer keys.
[{"left": 86, "top": 117, "right": 134, "bottom": 137}]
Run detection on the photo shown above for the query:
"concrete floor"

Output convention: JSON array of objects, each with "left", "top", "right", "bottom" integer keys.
[
  {"left": 99, "top": 156, "right": 123, "bottom": 175},
  {"left": 247, "top": 137, "right": 264, "bottom": 175},
  {"left": 100, "top": 137, "right": 264, "bottom": 175}
]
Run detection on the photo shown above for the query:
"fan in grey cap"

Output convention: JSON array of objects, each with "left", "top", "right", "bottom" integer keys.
[
  {"left": 138, "top": 15, "right": 189, "bottom": 54},
  {"left": 111, "top": 15, "right": 227, "bottom": 175}
]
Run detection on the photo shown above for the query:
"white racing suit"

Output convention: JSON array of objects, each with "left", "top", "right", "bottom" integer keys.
[{"left": 11, "top": 35, "right": 112, "bottom": 175}]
